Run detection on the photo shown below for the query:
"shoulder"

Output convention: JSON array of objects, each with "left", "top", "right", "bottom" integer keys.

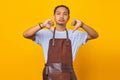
[
  {"left": 36, "top": 29, "right": 52, "bottom": 35},
  {"left": 67, "top": 29, "right": 87, "bottom": 35}
]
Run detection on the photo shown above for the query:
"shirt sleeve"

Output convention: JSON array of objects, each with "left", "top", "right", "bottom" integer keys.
[
  {"left": 75, "top": 30, "right": 88, "bottom": 46},
  {"left": 33, "top": 30, "right": 45, "bottom": 46},
  {"left": 79, "top": 31, "right": 88, "bottom": 45}
]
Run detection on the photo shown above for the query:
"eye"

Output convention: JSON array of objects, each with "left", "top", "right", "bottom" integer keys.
[
  {"left": 64, "top": 13, "right": 68, "bottom": 16},
  {"left": 64, "top": 13, "right": 67, "bottom": 15},
  {"left": 56, "top": 12, "right": 60, "bottom": 15},
  {"left": 63, "top": 12, "right": 68, "bottom": 15}
]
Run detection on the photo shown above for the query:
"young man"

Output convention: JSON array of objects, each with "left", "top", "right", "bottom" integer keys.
[{"left": 23, "top": 5, "right": 98, "bottom": 80}]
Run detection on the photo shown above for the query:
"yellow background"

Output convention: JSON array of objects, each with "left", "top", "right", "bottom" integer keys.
[{"left": 0, "top": 0, "right": 120, "bottom": 80}]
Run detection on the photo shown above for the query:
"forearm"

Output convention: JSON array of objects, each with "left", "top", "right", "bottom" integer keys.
[
  {"left": 81, "top": 23, "right": 99, "bottom": 39},
  {"left": 23, "top": 25, "right": 42, "bottom": 38}
]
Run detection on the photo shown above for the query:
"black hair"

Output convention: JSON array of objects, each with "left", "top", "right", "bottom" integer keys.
[{"left": 54, "top": 5, "right": 70, "bottom": 15}]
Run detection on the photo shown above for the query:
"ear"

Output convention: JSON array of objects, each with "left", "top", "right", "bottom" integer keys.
[
  {"left": 68, "top": 15, "right": 70, "bottom": 20},
  {"left": 51, "top": 16, "right": 55, "bottom": 20},
  {"left": 53, "top": 15, "right": 55, "bottom": 19},
  {"left": 52, "top": 15, "right": 55, "bottom": 20}
]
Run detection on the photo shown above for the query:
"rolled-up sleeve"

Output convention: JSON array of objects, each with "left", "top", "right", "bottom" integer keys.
[
  {"left": 75, "top": 30, "right": 88, "bottom": 46},
  {"left": 33, "top": 30, "right": 44, "bottom": 45}
]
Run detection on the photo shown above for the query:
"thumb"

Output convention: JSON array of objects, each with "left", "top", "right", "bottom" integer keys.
[{"left": 71, "top": 19, "right": 77, "bottom": 26}]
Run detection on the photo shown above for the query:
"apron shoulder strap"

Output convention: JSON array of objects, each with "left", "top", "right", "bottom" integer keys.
[{"left": 52, "top": 27, "right": 69, "bottom": 46}]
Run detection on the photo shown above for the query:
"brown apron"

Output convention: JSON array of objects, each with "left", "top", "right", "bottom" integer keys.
[{"left": 43, "top": 28, "right": 77, "bottom": 80}]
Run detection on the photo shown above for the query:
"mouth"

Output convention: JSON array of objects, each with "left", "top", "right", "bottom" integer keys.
[{"left": 58, "top": 19, "right": 65, "bottom": 22}]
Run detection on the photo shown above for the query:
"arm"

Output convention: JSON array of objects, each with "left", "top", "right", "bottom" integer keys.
[
  {"left": 81, "top": 23, "right": 99, "bottom": 40},
  {"left": 72, "top": 19, "right": 99, "bottom": 40},
  {"left": 23, "top": 24, "right": 42, "bottom": 41},
  {"left": 23, "top": 19, "right": 54, "bottom": 40}
]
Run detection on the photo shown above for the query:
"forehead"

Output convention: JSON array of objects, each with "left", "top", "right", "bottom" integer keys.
[{"left": 55, "top": 7, "right": 68, "bottom": 13}]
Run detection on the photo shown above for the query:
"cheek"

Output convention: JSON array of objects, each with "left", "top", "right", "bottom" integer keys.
[
  {"left": 65, "top": 16, "right": 69, "bottom": 21},
  {"left": 55, "top": 16, "right": 60, "bottom": 20},
  {"left": 54, "top": 16, "right": 58, "bottom": 22}
]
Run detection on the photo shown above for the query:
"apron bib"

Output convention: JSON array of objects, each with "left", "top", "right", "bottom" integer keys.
[{"left": 43, "top": 28, "right": 77, "bottom": 80}]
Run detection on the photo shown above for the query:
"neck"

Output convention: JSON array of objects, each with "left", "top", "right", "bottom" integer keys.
[{"left": 56, "top": 24, "right": 66, "bottom": 31}]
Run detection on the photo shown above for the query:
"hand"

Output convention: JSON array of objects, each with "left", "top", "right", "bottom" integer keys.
[
  {"left": 71, "top": 19, "right": 83, "bottom": 32},
  {"left": 42, "top": 19, "right": 54, "bottom": 29}
]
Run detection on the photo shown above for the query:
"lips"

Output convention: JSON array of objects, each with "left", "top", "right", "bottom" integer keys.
[{"left": 58, "top": 19, "right": 65, "bottom": 22}]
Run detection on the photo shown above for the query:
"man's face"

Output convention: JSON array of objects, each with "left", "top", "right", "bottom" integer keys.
[{"left": 54, "top": 7, "right": 70, "bottom": 25}]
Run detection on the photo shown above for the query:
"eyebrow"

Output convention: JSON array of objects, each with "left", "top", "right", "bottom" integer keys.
[{"left": 56, "top": 11, "right": 68, "bottom": 13}]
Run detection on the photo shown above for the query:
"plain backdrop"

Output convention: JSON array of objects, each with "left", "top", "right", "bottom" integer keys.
[{"left": 0, "top": 0, "right": 120, "bottom": 80}]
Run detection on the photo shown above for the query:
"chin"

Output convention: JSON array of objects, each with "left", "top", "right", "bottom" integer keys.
[
  {"left": 57, "top": 22, "right": 66, "bottom": 25},
  {"left": 59, "top": 23, "right": 65, "bottom": 25}
]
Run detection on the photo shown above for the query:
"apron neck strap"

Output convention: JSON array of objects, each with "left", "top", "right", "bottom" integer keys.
[
  {"left": 53, "top": 27, "right": 69, "bottom": 39},
  {"left": 52, "top": 27, "right": 69, "bottom": 46}
]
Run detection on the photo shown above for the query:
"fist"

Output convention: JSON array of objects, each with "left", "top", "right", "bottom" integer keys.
[
  {"left": 42, "top": 19, "right": 54, "bottom": 29},
  {"left": 71, "top": 19, "right": 83, "bottom": 27},
  {"left": 71, "top": 19, "right": 83, "bottom": 32}
]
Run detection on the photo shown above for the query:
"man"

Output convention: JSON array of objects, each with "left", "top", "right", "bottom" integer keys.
[{"left": 23, "top": 5, "right": 98, "bottom": 80}]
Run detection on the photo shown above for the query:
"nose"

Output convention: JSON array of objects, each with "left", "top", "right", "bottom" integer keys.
[{"left": 60, "top": 14, "right": 64, "bottom": 18}]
